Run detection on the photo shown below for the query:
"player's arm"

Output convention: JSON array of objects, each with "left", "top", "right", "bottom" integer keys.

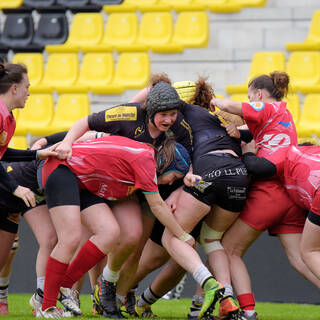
[{"left": 210, "top": 97, "right": 243, "bottom": 116}]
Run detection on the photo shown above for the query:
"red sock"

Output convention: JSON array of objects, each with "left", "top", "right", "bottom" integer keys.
[
  {"left": 237, "top": 293, "right": 255, "bottom": 311},
  {"left": 42, "top": 257, "right": 68, "bottom": 311},
  {"left": 61, "top": 240, "right": 106, "bottom": 289}
]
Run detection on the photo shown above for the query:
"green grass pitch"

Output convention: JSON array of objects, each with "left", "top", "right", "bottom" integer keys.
[{"left": 5, "top": 294, "right": 320, "bottom": 319}]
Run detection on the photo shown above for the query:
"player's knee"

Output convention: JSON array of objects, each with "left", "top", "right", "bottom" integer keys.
[{"left": 199, "top": 222, "right": 224, "bottom": 254}]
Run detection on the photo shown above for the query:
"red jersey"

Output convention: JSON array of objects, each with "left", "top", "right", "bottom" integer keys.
[
  {"left": 43, "top": 136, "right": 159, "bottom": 200},
  {"left": 242, "top": 101, "right": 297, "bottom": 160},
  {"left": 0, "top": 99, "right": 16, "bottom": 158},
  {"left": 268, "top": 146, "right": 320, "bottom": 211}
]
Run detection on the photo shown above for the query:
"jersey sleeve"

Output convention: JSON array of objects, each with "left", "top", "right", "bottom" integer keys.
[
  {"left": 132, "top": 154, "right": 158, "bottom": 194},
  {"left": 242, "top": 102, "right": 274, "bottom": 132}
]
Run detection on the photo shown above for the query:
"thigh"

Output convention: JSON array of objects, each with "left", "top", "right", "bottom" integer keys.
[
  {"left": 301, "top": 219, "right": 320, "bottom": 252},
  {"left": 0, "top": 212, "right": 19, "bottom": 234},
  {"left": 222, "top": 218, "right": 262, "bottom": 257}
]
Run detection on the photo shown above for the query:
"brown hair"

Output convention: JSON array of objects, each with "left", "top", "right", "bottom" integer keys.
[
  {"left": 155, "top": 138, "right": 176, "bottom": 175},
  {"left": 248, "top": 71, "right": 289, "bottom": 101},
  {"left": 193, "top": 76, "right": 215, "bottom": 109},
  {"left": 0, "top": 63, "right": 28, "bottom": 94}
]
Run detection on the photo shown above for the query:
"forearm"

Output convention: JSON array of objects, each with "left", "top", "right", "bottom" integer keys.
[
  {"left": 63, "top": 117, "right": 90, "bottom": 145},
  {"left": 212, "top": 98, "right": 243, "bottom": 116},
  {"left": 242, "top": 153, "right": 276, "bottom": 178},
  {"left": 0, "top": 164, "right": 18, "bottom": 193},
  {"left": 129, "top": 87, "right": 151, "bottom": 103},
  {"left": 2, "top": 148, "right": 37, "bottom": 162}
]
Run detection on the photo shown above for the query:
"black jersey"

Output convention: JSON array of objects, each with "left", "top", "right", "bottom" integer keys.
[
  {"left": 180, "top": 102, "right": 242, "bottom": 161},
  {"left": 88, "top": 103, "right": 193, "bottom": 154}
]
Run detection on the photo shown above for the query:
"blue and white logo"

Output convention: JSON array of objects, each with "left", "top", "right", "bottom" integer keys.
[{"left": 249, "top": 102, "right": 265, "bottom": 111}]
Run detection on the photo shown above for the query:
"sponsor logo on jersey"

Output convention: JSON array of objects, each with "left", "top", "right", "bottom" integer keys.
[
  {"left": 6, "top": 166, "right": 12, "bottom": 172},
  {"left": 105, "top": 106, "right": 137, "bottom": 122},
  {"left": 0, "top": 130, "right": 7, "bottom": 146},
  {"left": 134, "top": 126, "right": 145, "bottom": 138},
  {"left": 249, "top": 102, "right": 265, "bottom": 111}
]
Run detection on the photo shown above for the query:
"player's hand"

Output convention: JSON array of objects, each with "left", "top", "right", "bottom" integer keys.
[
  {"left": 184, "top": 173, "right": 202, "bottom": 187},
  {"left": 241, "top": 140, "right": 258, "bottom": 154},
  {"left": 221, "top": 122, "right": 240, "bottom": 139},
  {"left": 31, "top": 137, "right": 47, "bottom": 150},
  {"left": 36, "top": 143, "right": 60, "bottom": 159},
  {"left": 13, "top": 186, "right": 36, "bottom": 207},
  {"left": 55, "top": 141, "right": 73, "bottom": 160}
]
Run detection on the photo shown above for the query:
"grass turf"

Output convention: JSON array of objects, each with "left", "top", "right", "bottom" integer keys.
[{"left": 5, "top": 294, "right": 320, "bottom": 319}]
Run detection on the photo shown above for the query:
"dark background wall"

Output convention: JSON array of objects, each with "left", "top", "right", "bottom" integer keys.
[{"left": 9, "top": 219, "right": 320, "bottom": 304}]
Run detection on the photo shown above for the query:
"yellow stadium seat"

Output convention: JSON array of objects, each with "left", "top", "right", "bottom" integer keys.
[
  {"left": 46, "top": 13, "right": 104, "bottom": 53},
  {"left": 283, "top": 94, "right": 300, "bottom": 125},
  {"left": 103, "top": 52, "right": 150, "bottom": 94},
  {"left": 74, "top": 53, "right": 114, "bottom": 94},
  {"left": 226, "top": 52, "right": 286, "bottom": 94},
  {"left": 103, "top": 0, "right": 170, "bottom": 13},
  {"left": 12, "top": 53, "right": 44, "bottom": 92},
  {"left": 158, "top": 0, "right": 205, "bottom": 11},
  {"left": 85, "top": 13, "right": 146, "bottom": 53},
  {"left": 8, "top": 136, "right": 28, "bottom": 150},
  {"left": 194, "top": 0, "right": 241, "bottom": 13},
  {"left": 15, "top": 94, "right": 54, "bottom": 136},
  {"left": 34, "top": 53, "right": 79, "bottom": 93},
  {"left": 137, "top": 12, "right": 183, "bottom": 53},
  {"left": 286, "top": 10, "right": 320, "bottom": 51},
  {"left": 47, "top": 94, "right": 90, "bottom": 135},
  {"left": 297, "top": 94, "right": 320, "bottom": 137},
  {"left": 173, "top": 12, "right": 209, "bottom": 49},
  {"left": 12, "top": 109, "right": 19, "bottom": 122},
  {"left": 235, "top": 0, "right": 266, "bottom": 7},
  {"left": 0, "top": 0, "right": 23, "bottom": 9},
  {"left": 230, "top": 94, "right": 250, "bottom": 102},
  {"left": 298, "top": 137, "right": 319, "bottom": 145},
  {"left": 287, "top": 51, "right": 320, "bottom": 93}
]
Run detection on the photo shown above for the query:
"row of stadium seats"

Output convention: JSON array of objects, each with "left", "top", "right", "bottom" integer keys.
[
  {"left": 286, "top": 9, "right": 320, "bottom": 51},
  {"left": 13, "top": 52, "right": 150, "bottom": 94},
  {"left": 230, "top": 93, "right": 320, "bottom": 138},
  {"left": 103, "top": 0, "right": 267, "bottom": 14},
  {"left": 46, "top": 11, "right": 209, "bottom": 54},
  {"left": 226, "top": 51, "right": 320, "bottom": 95},
  {"left": 13, "top": 93, "right": 90, "bottom": 137},
  {"left": 0, "top": 12, "right": 68, "bottom": 53}
]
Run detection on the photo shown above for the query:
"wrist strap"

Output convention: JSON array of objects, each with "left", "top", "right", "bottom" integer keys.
[{"left": 179, "top": 232, "right": 192, "bottom": 242}]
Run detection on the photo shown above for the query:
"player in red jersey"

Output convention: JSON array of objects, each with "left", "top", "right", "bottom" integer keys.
[
  {"left": 209, "top": 72, "right": 316, "bottom": 320},
  {"left": 37, "top": 135, "right": 222, "bottom": 319}
]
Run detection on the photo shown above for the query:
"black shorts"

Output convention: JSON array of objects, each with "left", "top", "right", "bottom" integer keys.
[
  {"left": 0, "top": 212, "right": 20, "bottom": 234},
  {"left": 184, "top": 153, "right": 248, "bottom": 212},
  {"left": 150, "top": 217, "right": 203, "bottom": 247}
]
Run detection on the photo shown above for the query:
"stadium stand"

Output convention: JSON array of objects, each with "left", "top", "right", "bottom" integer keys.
[
  {"left": 8, "top": 136, "right": 28, "bottom": 149},
  {"left": 225, "top": 52, "right": 286, "bottom": 94},
  {"left": 0, "top": 0, "right": 24, "bottom": 9},
  {"left": 297, "top": 94, "right": 320, "bottom": 138},
  {"left": 235, "top": 0, "right": 266, "bottom": 7},
  {"left": 15, "top": 94, "right": 54, "bottom": 136},
  {"left": 284, "top": 94, "right": 300, "bottom": 125},
  {"left": 103, "top": 0, "right": 170, "bottom": 13},
  {"left": 46, "top": 12, "right": 104, "bottom": 53},
  {"left": 287, "top": 51, "right": 320, "bottom": 94},
  {"left": 12, "top": 53, "right": 44, "bottom": 92},
  {"left": 286, "top": 9, "right": 320, "bottom": 51},
  {"left": 56, "top": 0, "right": 101, "bottom": 12},
  {"left": 22, "top": 0, "right": 66, "bottom": 11},
  {"left": 158, "top": 0, "right": 205, "bottom": 12}
]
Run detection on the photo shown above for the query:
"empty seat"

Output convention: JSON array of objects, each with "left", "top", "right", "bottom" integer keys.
[
  {"left": 283, "top": 94, "right": 300, "bottom": 125},
  {"left": 1, "top": 13, "right": 34, "bottom": 52},
  {"left": 298, "top": 137, "right": 319, "bottom": 145},
  {"left": 85, "top": 12, "right": 146, "bottom": 52},
  {"left": 235, "top": 0, "right": 266, "bottom": 7},
  {"left": 46, "top": 13, "right": 103, "bottom": 53},
  {"left": 34, "top": 53, "right": 79, "bottom": 93},
  {"left": 226, "top": 52, "right": 286, "bottom": 94},
  {"left": 73, "top": 53, "right": 114, "bottom": 93},
  {"left": 287, "top": 51, "right": 320, "bottom": 93},
  {"left": 173, "top": 11, "right": 209, "bottom": 49},
  {"left": 91, "top": 0, "right": 123, "bottom": 4},
  {"left": 286, "top": 10, "right": 320, "bottom": 51},
  {"left": 158, "top": 0, "right": 205, "bottom": 11},
  {"left": 137, "top": 12, "right": 183, "bottom": 53},
  {"left": 194, "top": 0, "right": 242, "bottom": 13},
  {"left": 33, "top": 13, "right": 68, "bottom": 48},
  {"left": 47, "top": 94, "right": 90, "bottom": 134},
  {"left": 56, "top": 0, "right": 100, "bottom": 12},
  {"left": 12, "top": 53, "right": 44, "bottom": 91},
  {"left": 103, "top": 0, "right": 170, "bottom": 13},
  {"left": 104, "top": 52, "right": 150, "bottom": 94},
  {"left": 23, "top": 0, "right": 65, "bottom": 11},
  {"left": 8, "top": 136, "right": 28, "bottom": 150},
  {"left": 0, "top": 0, "right": 24, "bottom": 9},
  {"left": 229, "top": 94, "right": 250, "bottom": 102},
  {"left": 15, "top": 94, "right": 54, "bottom": 136},
  {"left": 297, "top": 94, "right": 320, "bottom": 137}
]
